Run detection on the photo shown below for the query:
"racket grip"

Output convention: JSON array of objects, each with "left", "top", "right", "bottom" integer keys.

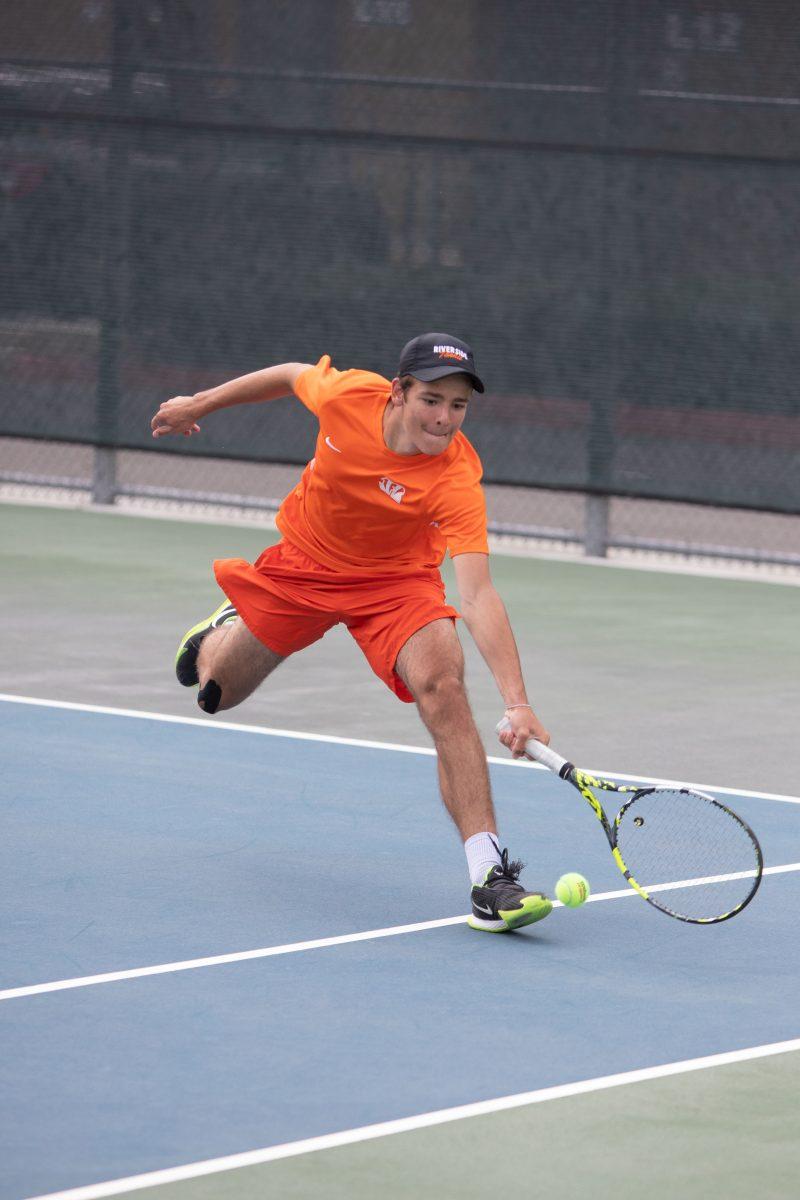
[{"left": 495, "top": 717, "right": 570, "bottom": 775}]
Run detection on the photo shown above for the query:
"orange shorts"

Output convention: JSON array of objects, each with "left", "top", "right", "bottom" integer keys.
[{"left": 213, "top": 539, "right": 459, "bottom": 703}]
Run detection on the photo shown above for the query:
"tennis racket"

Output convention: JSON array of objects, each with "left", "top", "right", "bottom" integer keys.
[{"left": 496, "top": 719, "right": 763, "bottom": 924}]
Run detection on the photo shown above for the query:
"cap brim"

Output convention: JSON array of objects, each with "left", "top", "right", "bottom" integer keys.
[{"left": 411, "top": 366, "right": 485, "bottom": 394}]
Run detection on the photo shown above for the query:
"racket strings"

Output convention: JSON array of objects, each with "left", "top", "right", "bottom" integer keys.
[{"left": 614, "top": 789, "right": 761, "bottom": 921}]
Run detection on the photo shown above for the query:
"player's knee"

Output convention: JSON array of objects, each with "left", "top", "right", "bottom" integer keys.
[
  {"left": 197, "top": 677, "right": 222, "bottom": 714},
  {"left": 416, "top": 671, "right": 466, "bottom": 720}
]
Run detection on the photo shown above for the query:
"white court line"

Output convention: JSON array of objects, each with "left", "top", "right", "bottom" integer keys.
[
  {"left": 2, "top": 693, "right": 799, "bottom": 804},
  {"left": 2, "top": 862, "right": 798, "bottom": 1005},
  {"left": 639, "top": 87, "right": 800, "bottom": 107},
  {"left": 22, "top": 1035, "right": 800, "bottom": 1200}
]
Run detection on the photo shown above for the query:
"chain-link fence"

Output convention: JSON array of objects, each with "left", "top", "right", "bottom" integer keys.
[{"left": 1, "top": 1, "right": 799, "bottom": 562}]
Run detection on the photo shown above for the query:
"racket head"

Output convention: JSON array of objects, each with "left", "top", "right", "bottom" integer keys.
[{"left": 611, "top": 786, "right": 763, "bottom": 924}]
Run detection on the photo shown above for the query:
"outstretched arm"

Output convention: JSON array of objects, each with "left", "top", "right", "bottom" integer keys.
[
  {"left": 151, "top": 361, "right": 314, "bottom": 439},
  {"left": 453, "top": 552, "right": 550, "bottom": 757}
]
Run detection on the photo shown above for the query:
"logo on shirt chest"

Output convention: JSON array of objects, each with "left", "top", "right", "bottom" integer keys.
[{"left": 378, "top": 477, "right": 406, "bottom": 504}]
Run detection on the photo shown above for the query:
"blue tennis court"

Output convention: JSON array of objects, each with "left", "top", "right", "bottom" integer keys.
[{"left": 2, "top": 695, "right": 799, "bottom": 1200}]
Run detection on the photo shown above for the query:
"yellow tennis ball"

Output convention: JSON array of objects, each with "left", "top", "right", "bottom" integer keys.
[{"left": 555, "top": 873, "right": 590, "bottom": 907}]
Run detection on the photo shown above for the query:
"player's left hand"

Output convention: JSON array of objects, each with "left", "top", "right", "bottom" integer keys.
[{"left": 498, "top": 706, "right": 550, "bottom": 758}]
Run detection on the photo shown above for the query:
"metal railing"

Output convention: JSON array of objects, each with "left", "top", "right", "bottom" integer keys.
[{"left": 2, "top": 445, "right": 798, "bottom": 569}]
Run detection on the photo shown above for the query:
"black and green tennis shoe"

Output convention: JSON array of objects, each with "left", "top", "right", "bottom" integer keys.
[
  {"left": 175, "top": 600, "right": 238, "bottom": 687},
  {"left": 468, "top": 848, "right": 552, "bottom": 933}
]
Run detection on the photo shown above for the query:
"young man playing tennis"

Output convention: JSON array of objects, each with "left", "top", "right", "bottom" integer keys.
[{"left": 151, "top": 333, "right": 553, "bottom": 932}]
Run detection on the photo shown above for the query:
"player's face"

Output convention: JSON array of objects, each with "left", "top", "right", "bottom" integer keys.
[{"left": 401, "top": 375, "right": 472, "bottom": 455}]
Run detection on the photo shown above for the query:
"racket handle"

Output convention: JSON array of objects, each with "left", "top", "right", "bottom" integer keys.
[{"left": 495, "top": 717, "right": 570, "bottom": 775}]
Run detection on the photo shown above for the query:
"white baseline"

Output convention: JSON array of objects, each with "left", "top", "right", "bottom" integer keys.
[
  {"left": 22, "top": 1036, "right": 800, "bottom": 1200},
  {"left": 1, "top": 692, "right": 797, "bottom": 1004},
  {"left": 1, "top": 694, "right": 797, "bottom": 804},
  {"left": 1, "top": 862, "right": 797, "bottom": 1004}
]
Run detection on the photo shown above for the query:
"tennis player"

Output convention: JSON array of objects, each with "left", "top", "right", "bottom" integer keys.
[{"left": 151, "top": 333, "right": 552, "bottom": 933}]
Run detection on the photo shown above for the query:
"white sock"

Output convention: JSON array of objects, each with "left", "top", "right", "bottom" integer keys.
[{"left": 465, "top": 832, "right": 502, "bottom": 886}]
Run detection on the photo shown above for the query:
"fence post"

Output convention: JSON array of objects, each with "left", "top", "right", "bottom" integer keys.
[
  {"left": 584, "top": 493, "right": 610, "bottom": 557},
  {"left": 586, "top": 2, "right": 626, "bottom": 557},
  {"left": 94, "top": 0, "right": 133, "bottom": 500},
  {"left": 92, "top": 446, "right": 118, "bottom": 505}
]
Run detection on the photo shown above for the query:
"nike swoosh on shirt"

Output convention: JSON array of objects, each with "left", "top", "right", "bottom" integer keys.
[{"left": 325, "top": 436, "right": 342, "bottom": 453}]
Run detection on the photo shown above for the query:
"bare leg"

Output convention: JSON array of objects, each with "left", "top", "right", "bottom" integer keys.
[
  {"left": 196, "top": 619, "right": 284, "bottom": 712},
  {"left": 395, "top": 618, "right": 496, "bottom": 840}
]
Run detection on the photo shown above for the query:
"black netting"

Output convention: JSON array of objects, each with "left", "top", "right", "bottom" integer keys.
[{"left": 2, "top": 0, "right": 799, "bottom": 512}]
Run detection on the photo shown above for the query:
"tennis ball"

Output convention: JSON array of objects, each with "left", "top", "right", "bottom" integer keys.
[{"left": 555, "top": 872, "right": 590, "bottom": 908}]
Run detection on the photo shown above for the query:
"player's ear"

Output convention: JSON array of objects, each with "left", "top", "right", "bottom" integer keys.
[{"left": 389, "top": 377, "right": 405, "bottom": 407}]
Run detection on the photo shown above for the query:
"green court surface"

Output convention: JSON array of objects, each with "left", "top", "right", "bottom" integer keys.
[
  {"left": 2, "top": 502, "right": 797, "bottom": 792},
  {"left": 2, "top": 500, "right": 799, "bottom": 1200},
  {"left": 135, "top": 1052, "right": 800, "bottom": 1200}
]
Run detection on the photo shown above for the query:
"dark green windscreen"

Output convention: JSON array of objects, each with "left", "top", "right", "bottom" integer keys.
[{"left": 2, "top": 0, "right": 798, "bottom": 511}]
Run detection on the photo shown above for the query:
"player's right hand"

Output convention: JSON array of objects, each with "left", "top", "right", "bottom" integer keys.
[
  {"left": 499, "top": 706, "right": 550, "bottom": 759},
  {"left": 151, "top": 396, "right": 202, "bottom": 438}
]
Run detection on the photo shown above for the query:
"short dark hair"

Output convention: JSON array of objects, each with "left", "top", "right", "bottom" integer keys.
[{"left": 400, "top": 372, "right": 473, "bottom": 396}]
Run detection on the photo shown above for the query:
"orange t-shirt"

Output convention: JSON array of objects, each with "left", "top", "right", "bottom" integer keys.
[{"left": 275, "top": 356, "right": 488, "bottom": 574}]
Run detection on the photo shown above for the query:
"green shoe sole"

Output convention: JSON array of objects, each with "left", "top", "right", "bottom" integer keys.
[{"left": 468, "top": 894, "right": 553, "bottom": 933}]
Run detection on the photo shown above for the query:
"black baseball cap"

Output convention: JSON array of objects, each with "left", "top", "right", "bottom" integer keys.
[{"left": 397, "top": 332, "right": 485, "bottom": 394}]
